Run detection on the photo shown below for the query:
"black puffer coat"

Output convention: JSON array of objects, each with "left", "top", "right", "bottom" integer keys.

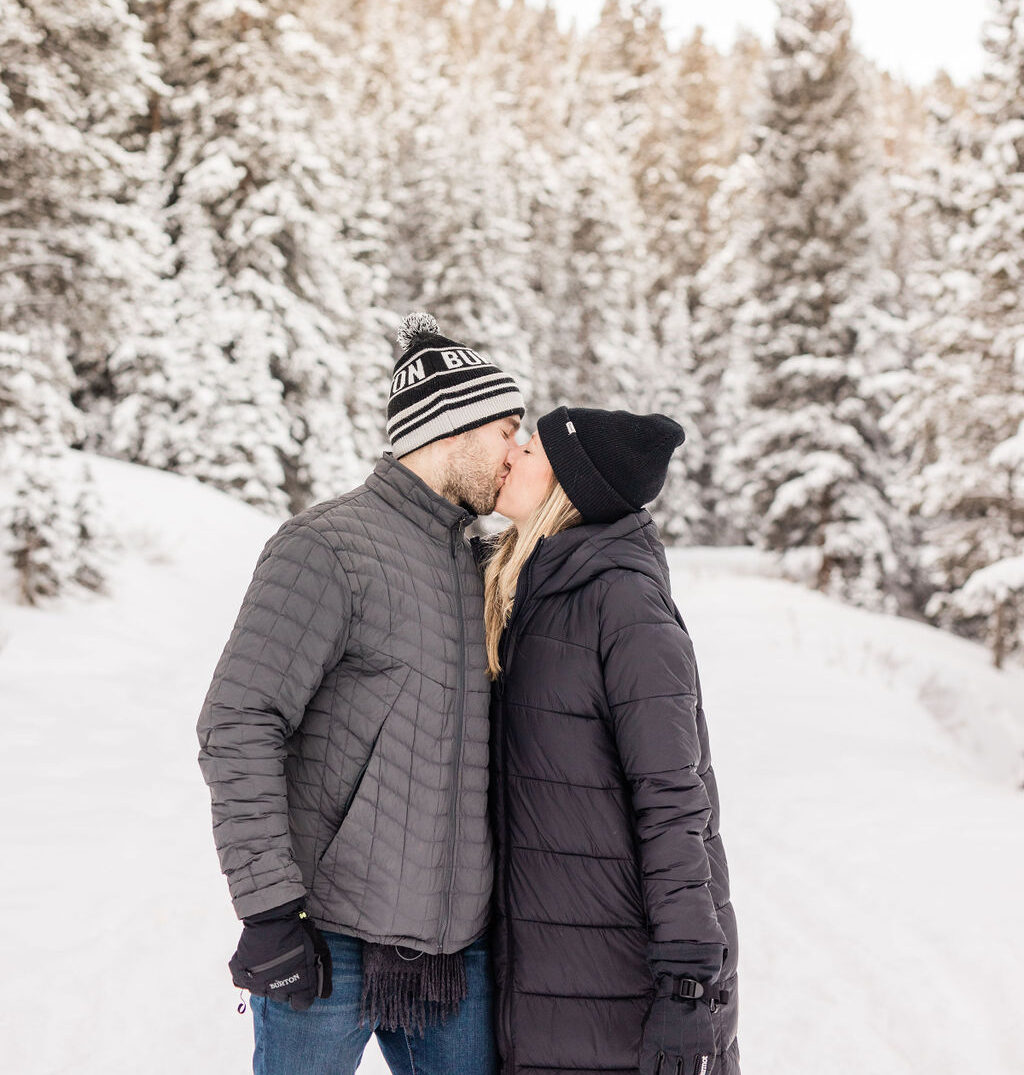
[{"left": 490, "top": 511, "right": 739, "bottom": 1074}]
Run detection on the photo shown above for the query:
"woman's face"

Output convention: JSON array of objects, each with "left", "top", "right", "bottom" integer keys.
[{"left": 495, "top": 430, "right": 555, "bottom": 526}]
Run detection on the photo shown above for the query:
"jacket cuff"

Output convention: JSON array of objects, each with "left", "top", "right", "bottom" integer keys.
[
  {"left": 233, "top": 880, "right": 308, "bottom": 921},
  {"left": 243, "top": 897, "right": 305, "bottom": 925},
  {"left": 647, "top": 940, "right": 725, "bottom": 983}
]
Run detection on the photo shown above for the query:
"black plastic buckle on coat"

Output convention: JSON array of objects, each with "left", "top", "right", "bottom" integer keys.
[
  {"left": 672, "top": 978, "right": 705, "bottom": 1001},
  {"left": 670, "top": 978, "right": 731, "bottom": 1012}
]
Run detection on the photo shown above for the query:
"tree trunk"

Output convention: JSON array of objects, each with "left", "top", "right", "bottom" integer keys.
[{"left": 992, "top": 599, "right": 1006, "bottom": 671}]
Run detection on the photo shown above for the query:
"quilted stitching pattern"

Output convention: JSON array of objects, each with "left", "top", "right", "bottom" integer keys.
[
  {"left": 198, "top": 455, "right": 492, "bottom": 953},
  {"left": 490, "top": 512, "right": 738, "bottom": 1073}
]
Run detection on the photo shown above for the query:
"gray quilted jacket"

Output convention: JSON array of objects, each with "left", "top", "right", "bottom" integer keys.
[{"left": 197, "top": 454, "right": 492, "bottom": 953}]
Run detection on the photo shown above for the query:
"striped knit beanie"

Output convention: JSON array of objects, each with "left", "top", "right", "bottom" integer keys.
[{"left": 387, "top": 313, "right": 526, "bottom": 458}]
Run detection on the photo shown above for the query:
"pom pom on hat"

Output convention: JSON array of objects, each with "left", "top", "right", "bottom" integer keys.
[{"left": 396, "top": 311, "right": 440, "bottom": 352}]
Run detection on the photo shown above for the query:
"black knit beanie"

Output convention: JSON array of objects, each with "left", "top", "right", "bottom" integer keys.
[
  {"left": 536, "top": 406, "right": 685, "bottom": 524},
  {"left": 387, "top": 312, "right": 525, "bottom": 457}
]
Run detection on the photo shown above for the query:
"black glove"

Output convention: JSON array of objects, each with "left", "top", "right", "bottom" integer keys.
[
  {"left": 229, "top": 899, "right": 332, "bottom": 1012},
  {"left": 641, "top": 993, "right": 716, "bottom": 1075},
  {"left": 640, "top": 942, "right": 724, "bottom": 1075}
]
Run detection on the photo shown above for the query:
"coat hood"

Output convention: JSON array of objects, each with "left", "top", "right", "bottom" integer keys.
[{"left": 523, "top": 509, "right": 672, "bottom": 604}]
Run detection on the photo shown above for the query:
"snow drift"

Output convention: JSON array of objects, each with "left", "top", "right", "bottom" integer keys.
[{"left": 0, "top": 455, "right": 1021, "bottom": 1074}]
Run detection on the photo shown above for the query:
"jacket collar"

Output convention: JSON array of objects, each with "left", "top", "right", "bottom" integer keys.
[
  {"left": 522, "top": 510, "right": 670, "bottom": 603},
  {"left": 365, "top": 453, "right": 475, "bottom": 543}
]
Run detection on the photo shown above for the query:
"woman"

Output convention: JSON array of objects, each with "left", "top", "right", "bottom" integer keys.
[{"left": 484, "top": 407, "right": 740, "bottom": 1075}]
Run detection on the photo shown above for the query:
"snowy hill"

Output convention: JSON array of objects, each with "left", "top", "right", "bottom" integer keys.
[{"left": 1, "top": 455, "right": 1022, "bottom": 1074}]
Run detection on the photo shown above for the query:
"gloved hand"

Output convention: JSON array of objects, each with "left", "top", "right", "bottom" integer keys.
[
  {"left": 229, "top": 898, "right": 332, "bottom": 1012},
  {"left": 640, "top": 941, "right": 724, "bottom": 1075},
  {"left": 640, "top": 991, "right": 716, "bottom": 1075}
]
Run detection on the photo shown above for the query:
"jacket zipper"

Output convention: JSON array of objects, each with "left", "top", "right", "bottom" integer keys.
[
  {"left": 496, "top": 539, "right": 543, "bottom": 1068},
  {"left": 438, "top": 518, "right": 468, "bottom": 952}
]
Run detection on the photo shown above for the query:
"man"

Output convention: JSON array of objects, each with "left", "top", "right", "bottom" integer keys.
[{"left": 197, "top": 312, "right": 524, "bottom": 1075}]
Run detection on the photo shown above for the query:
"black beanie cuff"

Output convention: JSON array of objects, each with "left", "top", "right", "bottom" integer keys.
[{"left": 537, "top": 407, "right": 637, "bottom": 524}]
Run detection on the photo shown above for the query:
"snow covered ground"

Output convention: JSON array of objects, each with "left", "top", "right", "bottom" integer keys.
[{"left": 1, "top": 455, "right": 1022, "bottom": 1074}]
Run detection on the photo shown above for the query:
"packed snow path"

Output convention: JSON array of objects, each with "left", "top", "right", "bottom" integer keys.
[{"left": 1, "top": 457, "right": 1021, "bottom": 1074}]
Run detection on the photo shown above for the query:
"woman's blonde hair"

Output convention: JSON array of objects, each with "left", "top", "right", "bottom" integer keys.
[{"left": 483, "top": 480, "right": 582, "bottom": 679}]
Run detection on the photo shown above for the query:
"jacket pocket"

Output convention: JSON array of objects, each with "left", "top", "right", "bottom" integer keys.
[
  {"left": 337, "top": 723, "right": 385, "bottom": 826},
  {"left": 314, "top": 670, "right": 407, "bottom": 863},
  {"left": 311, "top": 666, "right": 412, "bottom": 903},
  {"left": 249, "top": 945, "right": 306, "bottom": 975},
  {"left": 315, "top": 727, "right": 384, "bottom": 872}
]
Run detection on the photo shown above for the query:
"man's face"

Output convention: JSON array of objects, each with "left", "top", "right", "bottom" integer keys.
[{"left": 440, "top": 416, "right": 520, "bottom": 515}]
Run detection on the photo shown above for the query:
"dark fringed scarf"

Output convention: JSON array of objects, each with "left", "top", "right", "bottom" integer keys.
[{"left": 360, "top": 942, "right": 467, "bottom": 1035}]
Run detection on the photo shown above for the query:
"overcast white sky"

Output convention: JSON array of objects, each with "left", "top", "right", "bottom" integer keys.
[{"left": 547, "top": 0, "right": 988, "bottom": 85}]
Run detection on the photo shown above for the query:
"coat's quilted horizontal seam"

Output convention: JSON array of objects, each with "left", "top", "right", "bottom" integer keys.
[
  {"left": 514, "top": 990, "right": 649, "bottom": 1000},
  {"left": 507, "top": 916, "right": 647, "bottom": 931},
  {"left": 599, "top": 618, "right": 677, "bottom": 641},
  {"left": 504, "top": 700, "right": 602, "bottom": 719},
  {"left": 608, "top": 691, "right": 697, "bottom": 708},
  {"left": 510, "top": 845, "right": 634, "bottom": 862},
  {"left": 517, "top": 632, "right": 594, "bottom": 651},
  {"left": 490, "top": 511, "right": 738, "bottom": 1073},
  {"left": 508, "top": 771, "right": 621, "bottom": 791}
]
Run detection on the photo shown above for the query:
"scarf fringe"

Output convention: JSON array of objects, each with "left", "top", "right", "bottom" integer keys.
[{"left": 360, "top": 943, "right": 468, "bottom": 1035}]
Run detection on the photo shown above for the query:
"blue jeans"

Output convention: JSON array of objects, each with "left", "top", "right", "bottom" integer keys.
[{"left": 251, "top": 931, "right": 496, "bottom": 1075}]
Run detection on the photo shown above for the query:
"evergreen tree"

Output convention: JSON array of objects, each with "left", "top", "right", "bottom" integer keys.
[
  {"left": 719, "top": 29, "right": 767, "bottom": 164},
  {"left": 480, "top": 0, "right": 576, "bottom": 419},
  {"left": 126, "top": 0, "right": 386, "bottom": 512},
  {"left": 0, "top": 0, "right": 163, "bottom": 387},
  {"left": 706, "top": 0, "right": 913, "bottom": 610},
  {"left": 5, "top": 459, "right": 107, "bottom": 604},
  {"left": 0, "top": 0, "right": 158, "bottom": 596},
  {"left": 524, "top": 4, "right": 655, "bottom": 419},
  {"left": 937, "top": 421, "right": 1024, "bottom": 667},
  {"left": 381, "top": 3, "right": 539, "bottom": 410},
  {"left": 642, "top": 28, "right": 728, "bottom": 541},
  {"left": 557, "top": 123, "right": 654, "bottom": 412},
  {"left": 887, "top": 0, "right": 1024, "bottom": 633},
  {"left": 577, "top": 0, "right": 667, "bottom": 166},
  {"left": 0, "top": 333, "right": 106, "bottom": 603}
]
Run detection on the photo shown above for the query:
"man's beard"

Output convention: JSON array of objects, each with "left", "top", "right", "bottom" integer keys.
[{"left": 439, "top": 432, "right": 502, "bottom": 515}]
